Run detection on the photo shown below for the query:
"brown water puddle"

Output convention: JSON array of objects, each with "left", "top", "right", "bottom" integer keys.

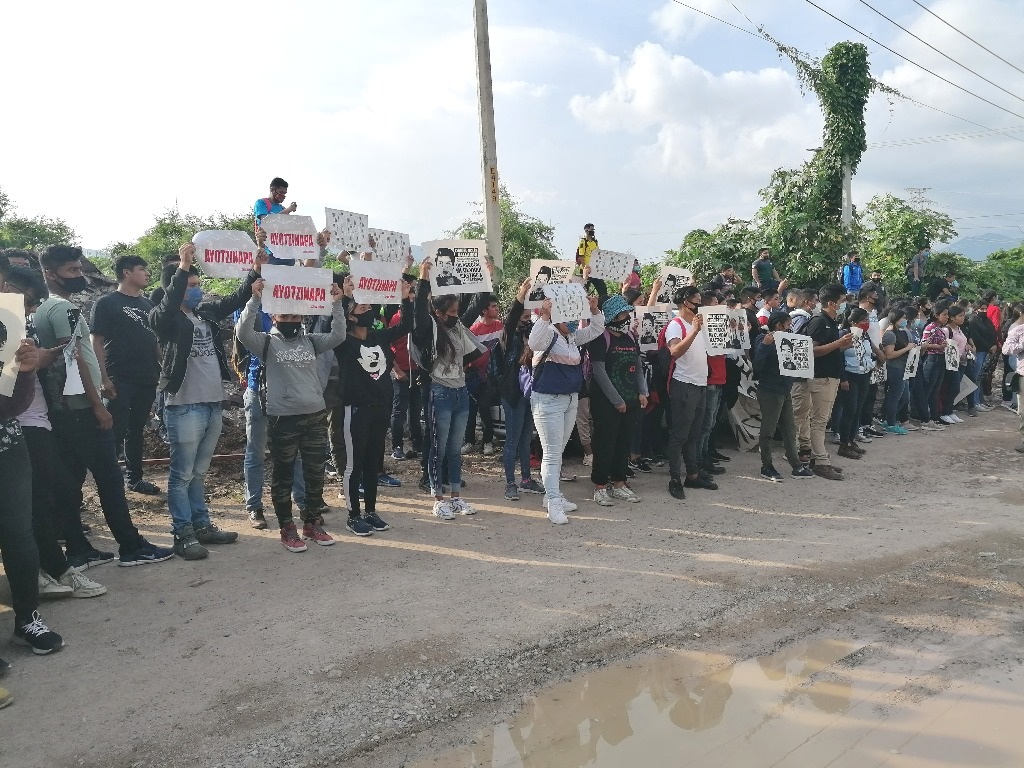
[{"left": 413, "top": 638, "right": 1024, "bottom": 767}]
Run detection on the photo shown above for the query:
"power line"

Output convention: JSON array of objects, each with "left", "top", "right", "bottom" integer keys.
[
  {"left": 856, "top": 0, "right": 1024, "bottom": 106},
  {"left": 667, "top": 0, "right": 762, "bottom": 38},
  {"left": 801, "top": 0, "right": 1024, "bottom": 122},
  {"left": 869, "top": 124, "right": 1024, "bottom": 148},
  {"left": 909, "top": 0, "right": 1024, "bottom": 78}
]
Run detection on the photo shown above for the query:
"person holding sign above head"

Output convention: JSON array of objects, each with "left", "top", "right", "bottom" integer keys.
[{"left": 254, "top": 177, "right": 296, "bottom": 265}]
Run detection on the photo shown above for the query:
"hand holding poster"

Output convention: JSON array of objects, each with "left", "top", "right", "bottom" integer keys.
[
  {"left": 191, "top": 230, "right": 259, "bottom": 278},
  {"left": 698, "top": 306, "right": 732, "bottom": 356},
  {"left": 260, "top": 265, "right": 334, "bottom": 316},
  {"left": 774, "top": 332, "right": 813, "bottom": 379},
  {"left": 325, "top": 208, "right": 369, "bottom": 254},
  {"left": 655, "top": 266, "right": 694, "bottom": 304},
  {"left": 260, "top": 214, "right": 320, "bottom": 263},
  {"left": 544, "top": 283, "right": 589, "bottom": 324},
  {"left": 350, "top": 259, "right": 405, "bottom": 305},
  {"left": 0, "top": 294, "right": 27, "bottom": 397},
  {"left": 525, "top": 259, "right": 576, "bottom": 308},
  {"left": 589, "top": 250, "right": 633, "bottom": 282},
  {"left": 635, "top": 304, "right": 673, "bottom": 352},
  {"left": 368, "top": 229, "right": 411, "bottom": 263},
  {"left": 422, "top": 240, "right": 492, "bottom": 296}
]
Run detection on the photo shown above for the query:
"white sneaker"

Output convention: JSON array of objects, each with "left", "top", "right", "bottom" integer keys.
[
  {"left": 432, "top": 500, "right": 456, "bottom": 520},
  {"left": 939, "top": 415, "right": 956, "bottom": 424},
  {"left": 610, "top": 485, "right": 642, "bottom": 503},
  {"left": 460, "top": 442, "right": 475, "bottom": 455},
  {"left": 58, "top": 567, "right": 107, "bottom": 598},
  {"left": 543, "top": 496, "right": 577, "bottom": 513},
  {"left": 950, "top": 414, "right": 964, "bottom": 423},
  {"left": 38, "top": 571, "right": 73, "bottom": 599},
  {"left": 593, "top": 488, "right": 615, "bottom": 506},
  {"left": 450, "top": 498, "right": 476, "bottom": 516},
  {"left": 582, "top": 453, "right": 593, "bottom": 467},
  {"left": 546, "top": 500, "right": 569, "bottom": 525},
  {"left": 482, "top": 442, "right": 495, "bottom": 456}
]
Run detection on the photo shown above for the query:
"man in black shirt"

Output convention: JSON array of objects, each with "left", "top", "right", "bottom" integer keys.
[
  {"left": 91, "top": 255, "right": 161, "bottom": 494},
  {"left": 707, "top": 264, "right": 737, "bottom": 292}
]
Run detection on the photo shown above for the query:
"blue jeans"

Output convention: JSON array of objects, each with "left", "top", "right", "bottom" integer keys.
[
  {"left": 428, "top": 383, "right": 469, "bottom": 496},
  {"left": 531, "top": 391, "right": 579, "bottom": 503},
  {"left": 971, "top": 350, "right": 988, "bottom": 407},
  {"left": 921, "top": 355, "right": 945, "bottom": 422},
  {"left": 698, "top": 384, "right": 722, "bottom": 466},
  {"left": 883, "top": 376, "right": 909, "bottom": 425},
  {"left": 243, "top": 388, "right": 305, "bottom": 512},
  {"left": 165, "top": 402, "right": 222, "bottom": 535},
  {"left": 502, "top": 396, "right": 534, "bottom": 485}
]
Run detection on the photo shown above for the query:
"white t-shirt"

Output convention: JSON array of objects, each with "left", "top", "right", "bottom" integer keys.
[
  {"left": 664, "top": 316, "right": 708, "bottom": 385},
  {"left": 18, "top": 376, "right": 51, "bottom": 430}
]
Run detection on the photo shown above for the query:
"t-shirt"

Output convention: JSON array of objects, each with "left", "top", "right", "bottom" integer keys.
[
  {"left": 254, "top": 197, "right": 292, "bottom": 265},
  {"left": 430, "top": 323, "right": 480, "bottom": 389},
  {"left": 752, "top": 259, "right": 774, "bottom": 284},
  {"left": 586, "top": 332, "right": 641, "bottom": 406},
  {"left": 927, "top": 278, "right": 951, "bottom": 301},
  {"left": 165, "top": 315, "right": 224, "bottom": 406},
  {"left": 337, "top": 331, "right": 398, "bottom": 408},
  {"left": 468, "top": 318, "right": 504, "bottom": 374},
  {"left": 922, "top": 322, "right": 950, "bottom": 356},
  {"left": 882, "top": 329, "right": 910, "bottom": 374},
  {"left": 18, "top": 376, "right": 50, "bottom": 430},
  {"left": 33, "top": 297, "right": 102, "bottom": 411},
  {"left": 802, "top": 313, "right": 843, "bottom": 379},
  {"left": 707, "top": 354, "right": 726, "bottom": 386},
  {"left": 665, "top": 317, "right": 708, "bottom": 385},
  {"left": 90, "top": 291, "right": 158, "bottom": 383}
]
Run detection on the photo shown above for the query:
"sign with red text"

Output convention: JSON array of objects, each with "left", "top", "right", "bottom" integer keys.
[
  {"left": 350, "top": 259, "right": 405, "bottom": 305},
  {"left": 260, "top": 214, "right": 319, "bottom": 263},
  {"left": 260, "top": 265, "right": 333, "bottom": 316},
  {"left": 191, "top": 230, "right": 258, "bottom": 278}
]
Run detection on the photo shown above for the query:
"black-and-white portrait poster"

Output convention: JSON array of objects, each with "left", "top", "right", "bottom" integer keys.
[
  {"left": 774, "top": 332, "right": 813, "bottom": 379},
  {"left": 367, "top": 228, "right": 410, "bottom": 264},
  {"left": 0, "top": 294, "right": 27, "bottom": 397},
  {"left": 635, "top": 304, "right": 673, "bottom": 352},
  {"left": 325, "top": 207, "right": 369, "bottom": 254},
  {"left": 870, "top": 363, "right": 888, "bottom": 384},
  {"left": 698, "top": 307, "right": 732, "bottom": 356},
  {"left": 655, "top": 266, "right": 694, "bottom": 304},
  {"left": 588, "top": 249, "right": 633, "bottom": 282},
  {"left": 945, "top": 339, "right": 961, "bottom": 372},
  {"left": 526, "top": 259, "right": 576, "bottom": 308},
  {"left": 736, "top": 353, "right": 758, "bottom": 400},
  {"left": 732, "top": 308, "right": 751, "bottom": 350},
  {"left": 904, "top": 346, "right": 921, "bottom": 380},
  {"left": 545, "top": 283, "right": 589, "bottom": 324},
  {"left": 423, "top": 240, "right": 492, "bottom": 296}
]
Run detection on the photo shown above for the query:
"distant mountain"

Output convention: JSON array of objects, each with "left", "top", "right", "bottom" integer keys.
[{"left": 945, "top": 233, "right": 1023, "bottom": 261}]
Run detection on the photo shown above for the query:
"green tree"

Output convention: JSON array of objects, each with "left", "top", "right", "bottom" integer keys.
[
  {"left": 663, "top": 220, "right": 760, "bottom": 289},
  {"left": 860, "top": 194, "right": 957, "bottom": 292},
  {"left": 0, "top": 187, "right": 78, "bottom": 250}
]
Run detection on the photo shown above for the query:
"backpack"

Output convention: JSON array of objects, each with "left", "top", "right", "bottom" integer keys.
[{"left": 656, "top": 316, "right": 686, "bottom": 391}]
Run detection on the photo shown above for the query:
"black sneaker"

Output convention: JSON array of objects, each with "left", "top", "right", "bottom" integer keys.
[
  {"left": 325, "top": 461, "right": 339, "bottom": 479},
  {"left": 864, "top": 426, "right": 886, "bottom": 438},
  {"left": 14, "top": 611, "right": 64, "bottom": 655},
  {"left": 194, "top": 523, "right": 238, "bottom": 545},
  {"left": 625, "top": 466, "right": 636, "bottom": 479},
  {"left": 249, "top": 509, "right": 268, "bottom": 530},
  {"left": 633, "top": 459, "right": 653, "bottom": 473},
  {"left": 709, "top": 450, "right": 731, "bottom": 462},
  {"left": 118, "top": 540, "right": 174, "bottom": 567},
  {"left": 702, "top": 462, "right": 726, "bottom": 475},
  {"left": 760, "top": 466, "right": 784, "bottom": 482},
  {"left": 363, "top": 511, "right": 391, "bottom": 531},
  {"left": 173, "top": 525, "right": 210, "bottom": 561},
  {"left": 684, "top": 475, "right": 718, "bottom": 491},
  {"left": 66, "top": 548, "right": 115, "bottom": 570},
  {"left": 791, "top": 465, "right": 814, "bottom": 479},
  {"left": 668, "top": 478, "right": 686, "bottom": 500},
  {"left": 126, "top": 479, "right": 161, "bottom": 495},
  {"left": 405, "top": 449, "right": 420, "bottom": 460},
  {"left": 346, "top": 516, "right": 374, "bottom": 536}
]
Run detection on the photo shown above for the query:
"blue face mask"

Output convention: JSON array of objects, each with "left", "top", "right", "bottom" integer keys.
[
  {"left": 183, "top": 286, "right": 203, "bottom": 309},
  {"left": 898, "top": 320, "right": 908, "bottom": 329}
]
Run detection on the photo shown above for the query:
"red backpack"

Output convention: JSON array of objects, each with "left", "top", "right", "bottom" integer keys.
[{"left": 656, "top": 316, "right": 686, "bottom": 391}]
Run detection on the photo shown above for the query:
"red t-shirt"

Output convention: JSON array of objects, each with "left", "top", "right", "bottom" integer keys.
[
  {"left": 468, "top": 319, "right": 504, "bottom": 374},
  {"left": 707, "top": 354, "right": 726, "bottom": 385},
  {"left": 389, "top": 312, "right": 414, "bottom": 372},
  {"left": 987, "top": 304, "right": 1002, "bottom": 339}
]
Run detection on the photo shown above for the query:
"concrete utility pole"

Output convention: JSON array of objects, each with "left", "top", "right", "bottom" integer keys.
[
  {"left": 473, "top": 0, "right": 503, "bottom": 272},
  {"left": 841, "top": 160, "right": 853, "bottom": 233}
]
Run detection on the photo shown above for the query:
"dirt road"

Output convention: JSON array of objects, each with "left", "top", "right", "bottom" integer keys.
[{"left": 2, "top": 409, "right": 1023, "bottom": 768}]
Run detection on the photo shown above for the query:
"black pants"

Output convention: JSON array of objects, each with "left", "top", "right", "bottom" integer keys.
[
  {"left": 391, "top": 374, "right": 423, "bottom": 453},
  {"left": 107, "top": 377, "right": 157, "bottom": 485},
  {"left": 22, "top": 427, "right": 71, "bottom": 580},
  {"left": 838, "top": 373, "right": 871, "bottom": 443},
  {"left": 327, "top": 404, "right": 347, "bottom": 482},
  {"left": 50, "top": 409, "right": 144, "bottom": 557},
  {"left": 465, "top": 379, "right": 495, "bottom": 444},
  {"left": 859, "top": 382, "right": 878, "bottom": 427},
  {"left": 344, "top": 404, "right": 389, "bottom": 517},
  {"left": 590, "top": 395, "right": 635, "bottom": 486},
  {"left": 0, "top": 431, "right": 41, "bottom": 623},
  {"left": 268, "top": 411, "right": 329, "bottom": 526},
  {"left": 667, "top": 380, "right": 706, "bottom": 481}
]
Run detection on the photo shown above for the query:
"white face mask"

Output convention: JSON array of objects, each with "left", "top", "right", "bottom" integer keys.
[{"left": 811, "top": 304, "right": 822, "bottom": 316}]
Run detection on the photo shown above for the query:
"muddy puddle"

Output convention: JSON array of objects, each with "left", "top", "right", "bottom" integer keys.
[{"left": 413, "top": 637, "right": 1024, "bottom": 767}]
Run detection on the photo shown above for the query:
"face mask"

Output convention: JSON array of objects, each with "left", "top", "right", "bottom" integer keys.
[
  {"left": 608, "top": 318, "right": 630, "bottom": 332},
  {"left": 356, "top": 311, "right": 376, "bottom": 328},
  {"left": 898, "top": 320, "right": 908, "bottom": 329},
  {"left": 58, "top": 275, "right": 89, "bottom": 294},
  {"left": 684, "top": 300, "right": 700, "bottom": 312},
  {"left": 857, "top": 322, "right": 870, "bottom": 331},
  {"left": 811, "top": 304, "right": 822, "bottom": 316},
  {"left": 182, "top": 286, "right": 203, "bottom": 309},
  {"left": 276, "top": 321, "right": 301, "bottom": 339},
  {"left": 839, "top": 302, "right": 847, "bottom": 314},
  {"left": 443, "top": 315, "right": 459, "bottom": 329}
]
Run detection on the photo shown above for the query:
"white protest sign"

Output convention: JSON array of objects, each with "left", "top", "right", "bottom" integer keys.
[
  {"left": 954, "top": 375, "right": 977, "bottom": 405},
  {"left": 191, "top": 230, "right": 258, "bottom": 278},
  {"left": 260, "top": 265, "right": 334, "bottom": 316},
  {"left": 325, "top": 208, "right": 369, "bottom": 254},
  {"left": 0, "top": 294, "right": 26, "bottom": 397},
  {"left": 260, "top": 214, "right": 319, "bottom": 263},
  {"left": 732, "top": 308, "right": 751, "bottom": 350},
  {"left": 945, "top": 339, "right": 961, "bottom": 372},
  {"left": 526, "top": 259, "right": 576, "bottom": 308},
  {"left": 545, "top": 283, "right": 589, "bottom": 324},
  {"left": 698, "top": 307, "right": 732, "bottom": 356},
  {"left": 655, "top": 266, "right": 694, "bottom": 304},
  {"left": 423, "top": 240, "right": 492, "bottom": 296},
  {"left": 350, "top": 259, "right": 405, "bottom": 305},
  {"left": 904, "top": 346, "right": 921, "bottom": 380},
  {"left": 589, "top": 250, "right": 633, "bottom": 282},
  {"left": 368, "top": 228, "right": 411, "bottom": 263},
  {"left": 775, "top": 332, "right": 813, "bottom": 379},
  {"left": 635, "top": 305, "right": 673, "bottom": 353}
]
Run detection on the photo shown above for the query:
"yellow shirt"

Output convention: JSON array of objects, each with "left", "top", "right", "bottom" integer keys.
[{"left": 576, "top": 237, "right": 599, "bottom": 267}]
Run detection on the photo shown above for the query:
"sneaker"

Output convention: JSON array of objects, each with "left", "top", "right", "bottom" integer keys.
[
  {"left": 280, "top": 522, "right": 308, "bottom": 551},
  {"left": 248, "top": 509, "right": 268, "bottom": 530},
  {"left": 14, "top": 611, "right": 64, "bottom": 655},
  {"left": 363, "top": 511, "right": 391, "bottom": 531},
  {"left": 976, "top": 403, "right": 993, "bottom": 412},
  {"left": 701, "top": 462, "right": 726, "bottom": 475},
  {"left": 544, "top": 496, "right": 577, "bottom": 513},
  {"left": 325, "top": 461, "right": 339, "bottom": 478},
  {"left": 939, "top": 415, "right": 956, "bottom": 424},
  {"left": 504, "top": 482, "right": 520, "bottom": 501},
  {"left": 582, "top": 453, "right": 593, "bottom": 467},
  {"left": 391, "top": 448, "right": 407, "bottom": 460},
  {"left": 450, "top": 498, "right": 476, "bottom": 516},
  {"left": 560, "top": 472, "right": 577, "bottom": 482},
  {"left": 58, "top": 567, "right": 107, "bottom": 598},
  {"left": 173, "top": 525, "right": 210, "bottom": 561},
  {"left": 813, "top": 464, "right": 844, "bottom": 481},
  {"left": 125, "top": 479, "right": 161, "bottom": 495},
  {"left": 633, "top": 459, "right": 653, "bottom": 473},
  {"left": 418, "top": 475, "right": 431, "bottom": 494},
  {"left": 967, "top": 408, "right": 978, "bottom": 417},
  {"left": 460, "top": 442, "right": 475, "bottom": 455},
  {"left": 791, "top": 465, "right": 814, "bottom": 479},
  {"left": 709, "top": 451, "right": 731, "bottom": 462},
  {"left": 302, "top": 521, "right": 335, "bottom": 546},
  {"left": 345, "top": 516, "right": 374, "bottom": 536},
  {"left": 837, "top": 444, "right": 863, "bottom": 460},
  {"left": 610, "top": 485, "right": 642, "bottom": 503},
  {"left": 950, "top": 413, "right": 964, "bottom": 423},
  {"left": 668, "top": 478, "right": 686, "bottom": 500},
  {"left": 195, "top": 523, "right": 239, "bottom": 545},
  {"left": 760, "top": 466, "right": 784, "bottom": 482},
  {"left": 901, "top": 421, "right": 919, "bottom": 431},
  {"left": 547, "top": 500, "right": 569, "bottom": 525},
  {"left": 405, "top": 449, "right": 420, "bottom": 459},
  {"left": 830, "top": 432, "right": 841, "bottom": 445},
  {"left": 38, "top": 571, "right": 73, "bottom": 599},
  {"left": 519, "top": 478, "right": 545, "bottom": 494},
  {"left": 432, "top": 500, "right": 456, "bottom": 520},
  {"left": 119, "top": 540, "right": 175, "bottom": 567},
  {"left": 377, "top": 473, "right": 401, "bottom": 487},
  {"left": 684, "top": 475, "right": 718, "bottom": 491},
  {"left": 884, "top": 424, "right": 909, "bottom": 435},
  {"left": 66, "top": 548, "right": 115, "bottom": 570},
  {"left": 854, "top": 430, "right": 873, "bottom": 443},
  {"left": 864, "top": 426, "right": 886, "bottom": 438},
  {"left": 593, "top": 487, "right": 615, "bottom": 506},
  {"left": 920, "top": 421, "right": 944, "bottom": 431},
  {"left": 482, "top": 442, "right": 495, "bottom": 456}
]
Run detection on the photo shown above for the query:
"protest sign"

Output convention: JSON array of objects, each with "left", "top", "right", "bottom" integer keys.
[
  {"left": 945, "top": 339, "right": 961, "bottom": 372},
  {"left": 325, "top": 208, "right": 369, "bottom": 254},
  {"left": 260, "top": 214, "right": 319, "bottom": 263},
  {"left": 904, "top": 347, "right": 921, "bottom": 380},
  {"left": 635, "top": 305, "right": 673, "bottom": 352},
  {"left": 698, "top": 307, "right": 732, "bottom": 356},
  {"left": 368, "top": 228, "right": 411, "bottom": 263},
  {"left": 0, "top": 294, "right": 26, "bottom": 397},
  {"left": 774, "top": 332, "right": 813, "bottom": 379},
  {"left": 526, "top": 259, "right": 576, "bottom": 308},
  {"left": 191, "top": 230, "right": 259, "bottom": 278},
  {"left": 350, "top": 259, "right": 405, "bottom": 305},
  {"left": 545, "top": 283, "right": 589, "bottom": 324},
  {"left": 655, "top": 266, "right": 694, "bottom": 304},
  {"left": 422, "top": 240, "right": 492, "bottom": 296},
  {"left": 589, "top": 250, "right": 633, "bottom": 282},
  {"left": 260, "top": 265, "right": 334, "bottom": 316},
  {"left": 954, "top": 375, "right": 977, "bottom": 405},
  {"left": 732, "top": 308, "right": 751, "bottom": 350}
]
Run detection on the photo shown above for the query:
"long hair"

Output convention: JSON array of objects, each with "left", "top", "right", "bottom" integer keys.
[{"left": 431, "top": 295, "right": 459, "bottom": 362}]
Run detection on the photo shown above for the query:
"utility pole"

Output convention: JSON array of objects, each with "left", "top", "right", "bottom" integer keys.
[
  {"left": 473, "top": 0, "right": 503, "bottom": 273},
  {"left": 841, "top": 160, "right": 853, "bottom": 233}
]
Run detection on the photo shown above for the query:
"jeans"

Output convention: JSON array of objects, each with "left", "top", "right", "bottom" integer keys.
[
  {"left": 343, "top": 404, "right": 389, "bottom": 518},
  {"left": 0, "top": 432, "right": 41, "bottom": 623},
  {"left": 531, "top": 391, "right": 578, "bottom": 504},
  {"left": 22, "top": 427, "right": 71, "bottom": 580},
  {"left": 243, "top": 388, "right": 305, "bottom": 512},
  {"left": 268, "top": 411, "right": 329, "bottom": 526},
  {"left": 667, "top": 380, "right": 706, "bottom": 481},
  {"left": 590, "top": 394, "right": 634, "bottom": 486},
  {"left": 971, "top": 350, "right": 988, "bottom": 407},
  {"left": 428, "top": 384, "right": 470, "bottom": 496},
  {"left": 698, "top": 384, "right": 722, "bottom": 467},
  {"left": 837, "top": 373, "right": 870, "bottom": 443},
  {"left": 502, "top": 395, "right": 534, "bottom": 485},
  {"left": 756, "top": 389, "right": 802, "bottom": 470},
  {"left": 883, "top": 377, "right": 909, "bottom": 425},
  {"left": 165, "top": 403, "right": 222, "bottom": 535},
  {"left": 106, "top": 377, "right": 157, "bottom": 485},
  {"left": 921, "top": 355, "right": 945, "bottom": 422},
  {"left": 391, "top": 374, "right": 422, "bottom": 453}
]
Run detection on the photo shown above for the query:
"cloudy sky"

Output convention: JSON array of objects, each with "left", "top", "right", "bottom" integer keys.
[{"left": 4, "top": 0, "right": 1023, "bottom": 261}]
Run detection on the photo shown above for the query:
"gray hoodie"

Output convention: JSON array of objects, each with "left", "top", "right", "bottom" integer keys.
[{"left": 236, "top": 296, "right": 346, "bottom": 416}]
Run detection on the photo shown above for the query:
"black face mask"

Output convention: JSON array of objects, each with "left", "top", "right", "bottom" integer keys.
[
  {"left": 58, "top": 275, "right": 88, "bottom": 294},
  {"left": 443, "top": 315, "right": 459, "bottom": 329},
  {"left": 277, "top": 322, "right": 301, "bottom": 339},
  {"left": 685, "top": 300, "right": 700, "bottom": 312},
  {"left": 608, "top": 318, "right": 631, "bottom": 332},
  {"left": 356, "top": 311, "right": 376, "bottom": 328}
]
